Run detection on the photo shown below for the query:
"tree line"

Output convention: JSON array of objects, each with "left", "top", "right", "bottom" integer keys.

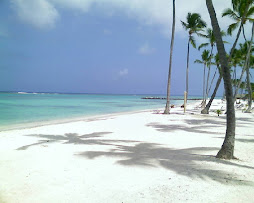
[{"left": 164, "top": 0, "right": 254, "bottom": 159}]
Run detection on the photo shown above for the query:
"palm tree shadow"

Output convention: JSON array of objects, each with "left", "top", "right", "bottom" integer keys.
[
  {"left": 146, "top": 122, "right": 224, "bottom": 135},
  {"left": 16, "top": 132, "right": 139, "bottom": 150},
  {"left": 79, "top": 143, "right": 254, "bottom": 185}
]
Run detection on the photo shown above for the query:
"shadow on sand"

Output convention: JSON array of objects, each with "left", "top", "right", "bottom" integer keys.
[
  {"left": 17, "top": 132, "right": 254, "bottom": 185},
  {"left": 79, "top": 143, "right": 254, "bottom": 185},
  {"left": 17, "top": 132, "right": 138, "bottom": 150},
  {"left": 146, "top": 120, "right": 224, "bottom": 135}
]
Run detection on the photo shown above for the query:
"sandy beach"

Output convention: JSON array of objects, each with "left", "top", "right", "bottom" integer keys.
[{"left": 0, "top": 99, "right": 254, "bottom": 203}]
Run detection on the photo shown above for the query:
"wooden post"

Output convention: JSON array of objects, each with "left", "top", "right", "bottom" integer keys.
[{"left": 184, "top": 91, "right": 187, "bottom": 113}]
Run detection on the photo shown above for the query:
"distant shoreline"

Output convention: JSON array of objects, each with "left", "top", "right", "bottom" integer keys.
[{"left": 141, "top": 97, "right": 202, "bottom": 100}]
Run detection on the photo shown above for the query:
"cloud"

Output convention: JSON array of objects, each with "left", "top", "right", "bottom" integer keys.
[
  {"left": 11, "top": 0, "right": 59, "bottom": 29},
  {"left": 119, "top": 68, "right": 128, "bottom": 76},
  {"left": 11, "top": 0, "right": 250, "bottom": 39},
  {"left": 138, "top": 43, "right": 155, "bottom": 55}
]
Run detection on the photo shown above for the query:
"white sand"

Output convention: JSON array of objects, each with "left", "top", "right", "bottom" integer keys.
[{"left": 0, "top": 99, "right": 254, "bottom": 203}]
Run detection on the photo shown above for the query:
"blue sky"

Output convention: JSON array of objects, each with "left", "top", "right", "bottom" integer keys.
[{"left": 0, "top": 0, "right": 253, "bottom": 95}]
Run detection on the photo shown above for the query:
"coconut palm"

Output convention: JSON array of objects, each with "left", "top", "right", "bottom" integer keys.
[
  {"left": 201, "top": 53, "right": 223, "bottom": 114},
  {"left": 207, "top": 54, "right": 220, "bottom": 97},
  {"left": 181, "top": 13, "right": 206, "bottom": 102},
  {"left": 222, "top": 0, "right": 254, "bottom": 40},
  {"left": 206, "top": 0, "right": 236, "bottom": 159},
  {"left": 194, "top": 49, "right": 211, "bottom": 107},
  {"left": 198, "top": 28, "right": 226, "bottom": 107},
  {"left": 164, "top": 0, "right": 176, "bottom": 114},
  {"left": 233, "top": 35, "right": 254, "bottom": 113},
  {"left": 244, "top": 24, "right": 254, "bottom": 112},
  {"left": 201, "top": 0, "right": 253, "bottom": 114}
]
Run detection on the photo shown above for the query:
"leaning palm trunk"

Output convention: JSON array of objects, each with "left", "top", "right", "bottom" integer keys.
[
  {"left": 201, "top": 73, "right": 222, "bottom": 114},
  {"left": 206, "top": 0, "right": 236, "bottom": 159},
  {"left": 207, "top": 67, "right": 218, "bottom": 95},
  {"left": 234, "top": 22, "right": 254, "bottom": 102},
  {"left": 203, "top": 46, "right": 214, "bottom": 106},
  {"left": 164, "top": 0, "right": 176, "bottom": 114},
  {"left": 186, "top": 38, "right": 190, "bottom": 102},
  {"left": 202, "top": 63, "right": 206, "bottom": 107},
  {"left": 201, "top": 10, "right": 245, "bottom": 114},
  {"left": 245, "top": 64, "right": 252, "bottom": 112}
]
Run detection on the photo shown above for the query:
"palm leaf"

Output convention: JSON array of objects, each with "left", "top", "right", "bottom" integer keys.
[
  {"left": 194, "top": 59, "right": 203, "bottom": 64},
  {"left": 222, "top": 8, "right": 239, "bottom": 21},
  {"left": 198, "top": 43, "right": 209, "bottom": 50},
  {"left": 246, "top": 6, "right": 254, "bottom": 18},
  {"left": 181, "top": 21, "right": 188, "bottom": 30},
  {"left": 227, "top": 22, "right": 240, "bottom": 35},
  {"left": 189, "top": 36, "right": 196, "bottom": 48}
]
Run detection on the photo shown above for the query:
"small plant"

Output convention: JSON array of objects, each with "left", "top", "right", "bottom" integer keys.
[{"left": 216, "top": 109, "right": 222, "bottom": 116}]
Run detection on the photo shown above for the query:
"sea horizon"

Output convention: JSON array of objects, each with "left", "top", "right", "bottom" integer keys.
[{"left": 0, "top": 92, "right": 204, "bottom": 131}]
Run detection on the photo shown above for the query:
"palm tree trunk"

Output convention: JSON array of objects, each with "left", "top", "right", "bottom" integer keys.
[
  {"left": 234, "top": 22, "right": 254, "bottom": 101},
  {"left": 242, "top": 25, "right": 248, "bottom": 42},
  {"left": 164, "top": 0, "right": 176, "bottom": 114},
  {"left": 203, "top": 46, "right": 214, "bottom": 105},
  {"left": 201, "top": 74, "right": 222, "bottom": 114},
  {"left": 206, "top": 0, "right": 236, "bottom": 159},
  {"left": 245, "top": 63, "right": 252, "bottom": 112},
  {"left": 207, "top": 67, "right": 217, "bottom": 94},
  {"left": 202, "top": 63, "right": 206, "bottom": 107},
  {"left": 186, "top": 38, "right": 190, "bottom": 102}
]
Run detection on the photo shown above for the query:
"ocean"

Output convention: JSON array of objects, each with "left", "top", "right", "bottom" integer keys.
[{"left": 0, "top": 92, "right": 200, "bottom": 131}]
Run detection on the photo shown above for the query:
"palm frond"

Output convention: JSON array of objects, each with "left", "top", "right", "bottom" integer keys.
[
  {"left": 222, "top": 8, "right": 239, "bottom": 21},
  {"left": 227, "top": 22, "right": 240, "bottom": 35},
  {"left": 247, "top": 6, "right": 254, "bottom": 18},
  {"left": 198, "top": 43, "right": 209, "bottom": 50},
  {"left": 189, "top": 36, "right": 196, "bottom": 48},
  {"left": 181, "top": 21, "right": 188, "bottom": 30},
  {"left": 194, "top": 59, "right": 203, "bottom": 64}
]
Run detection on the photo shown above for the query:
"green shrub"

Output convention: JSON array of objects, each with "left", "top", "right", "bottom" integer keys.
[{"left": 216, "top": 109, "right": 222, "bottom": 116}]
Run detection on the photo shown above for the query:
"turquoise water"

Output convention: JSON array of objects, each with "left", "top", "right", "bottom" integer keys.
[{"left": 0, "top": 93, "right": 198, "bottom": 131}]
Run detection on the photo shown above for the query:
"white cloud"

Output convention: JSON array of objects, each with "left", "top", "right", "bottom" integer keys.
[
  {"left": 119, "top": 68, "right": 128, "bottom": 76},
  {"left": 11, "top": 0, "right": 252, "bottom": 40},
  {"left": 11, "top": 0, "right": 59, "bottom": 29},
  {"left": 138, "top": 43, "right": 155, "bottom": 55}
]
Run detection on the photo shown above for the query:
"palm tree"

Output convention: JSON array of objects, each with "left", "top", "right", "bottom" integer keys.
[
  {"left": 201, "top": 53, "right": 223, "bottom": 114},
  {"left": 201, "top": 0, "right": 253, "bottom": 114},
  {"left": 233, "top": 40, "right": 254, "bottom": 100},
  {"left": 181, "top": 13, "right": 206, "bottom": 102},
  {"left": 164, "top": 0, "right": 176, "bottom": 114},
  {"left": 194, "top": 50, "right": 211, "bottom": 107},
  {"left": 222, "top": 0, "right": 254, "bottom": 40},
  {"left": 207, "top": 54, "right": 220, "bottom": 96},
  {"left": 206, "top": 0, "right": 236, "bottom": 159},
  {"left": 198, "top": 28, "right": 226, "bottom": 107},
  {"left": 244, "top": 24, "right": 254, "bottom": 112}
]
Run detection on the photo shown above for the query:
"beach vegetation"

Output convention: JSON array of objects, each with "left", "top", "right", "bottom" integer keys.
[
  {"left": 194, "top": 49, "right": 211, "bottom": 107},
  {"left": 216, "top": 109, "right": 222, "bottom": 116},
  {"left": 181, "top": 12, "right": 206, "bottom": 102},
  {"left": 201, "top": 0, "right": 253, "bottom": 114}
]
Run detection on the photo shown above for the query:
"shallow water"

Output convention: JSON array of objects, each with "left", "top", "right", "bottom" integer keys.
[{"left": 0, "top": 92, "right": 200, "bottom": 131}]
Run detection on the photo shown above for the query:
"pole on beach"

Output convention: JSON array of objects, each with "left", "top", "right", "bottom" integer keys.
[{"left": 184, "top": 91, "right": 187, "bottom": 113}]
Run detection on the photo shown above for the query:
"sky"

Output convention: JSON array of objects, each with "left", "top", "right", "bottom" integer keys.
[{"left": 0, "top": 0, "right": 253, "bottom": 95}]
